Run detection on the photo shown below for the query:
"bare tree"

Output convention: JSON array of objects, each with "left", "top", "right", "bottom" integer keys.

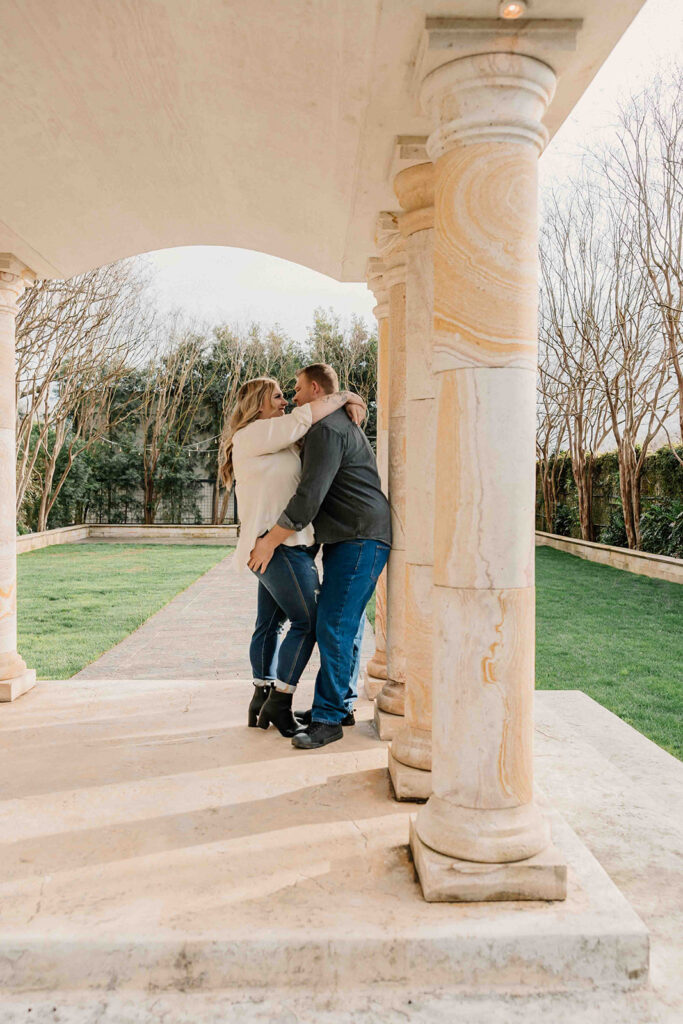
[
  {"left": 539, "top": 188, "right": 610, "bottom": 541},
  {"left": 600, "top": 68, "right": 683, "bottom": 463},
  {"left": 307, "top": 309, "right": 377, "bottom": 441},
  {"left": 536, "top": 337, "right": 566, "bottom": 532},
  {"left": 588, "top": 205, "right": 674, "bottom": 549},
  {"left": 15, "top": 261, "right": 149, "bottom": 531},
  {"left": 138, "top": 325, "right": 212, "bottom": 525}
]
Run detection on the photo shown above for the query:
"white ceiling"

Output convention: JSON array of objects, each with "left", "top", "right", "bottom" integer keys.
[{"left": 0, "top": 0, "right": 647, "bottom": 282}]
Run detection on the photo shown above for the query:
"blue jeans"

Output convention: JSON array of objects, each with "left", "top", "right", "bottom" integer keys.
[
  {"left": 312, "top": 539, "right": 390, "bottom": 725},
  {"left": 249, "top": 545, "right": 320, "bottom": 687}
]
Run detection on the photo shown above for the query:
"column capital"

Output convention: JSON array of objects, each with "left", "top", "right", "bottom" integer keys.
[
  {"left": 366, "top": 257, "right": 389, "bottom": 320},
  {"left": 374, "top": 211, "right": 401, "bottom": 255},
  {"left": 373, "top": 212, "right": 406, "bottom": 288},
  {"left": 0, "top": 254, "right": 36, "bottom": 314},
  {"left": 395, "top": 162, "right": 435, "bottom": 237},
  {"left": 0, "top": 253, "right": 36, "bottom": 277},
  {"left": 420, "top": 52, "right": 556, "bottom": 161}
]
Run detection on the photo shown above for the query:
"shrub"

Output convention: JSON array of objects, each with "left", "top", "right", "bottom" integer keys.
[
  {"left": 553, "top": 502, "right": 578, "bottom": 537},
  {"left": 537, "top": 444, "right": 683, "bottom": 551},
  {"left": 600, "top": 505, "right": 628, "bottom": 548},
  {"left": 640, "top": 499, "right": 683, "bottom": 559}
]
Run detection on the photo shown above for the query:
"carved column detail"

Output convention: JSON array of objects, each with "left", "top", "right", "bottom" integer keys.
[{"left": 409, "top": 55, "right": 567, "bottom": 902}]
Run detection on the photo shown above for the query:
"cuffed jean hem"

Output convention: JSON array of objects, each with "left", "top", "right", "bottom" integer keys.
[
  {"left": 273, "top": 681, "right": 297, "bottom": 693},
  {"left": 252, "top": 677, "right": 273, "bottom": 686}
]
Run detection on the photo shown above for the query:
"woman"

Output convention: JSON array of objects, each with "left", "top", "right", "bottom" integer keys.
[{"left": 218, "top": 377, "right": 365, "bottom": 736}]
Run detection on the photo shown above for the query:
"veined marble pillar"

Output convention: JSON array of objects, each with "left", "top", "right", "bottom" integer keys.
[
  {"left": 388, "top": 163, "right": 436, "bottom": 801},
  {"left": 363, "top": 259, "right": 389, "bottom": 699},
  {"left": 410, "top": 54, "right": 567, "bottom": 901},
  {"left": 0, "top": 255, "right": 36, "bottom": 702},
  {"left": 374, "top": 236, "right": 407, "bottom": 740}
]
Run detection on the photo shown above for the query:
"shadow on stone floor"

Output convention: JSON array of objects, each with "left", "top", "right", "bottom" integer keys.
[
  {"left": 1, "top": 767, "right": 400, "bottom": 883},
  {"left": 1, "top": 712, "right": 385, "bottom": 798}
]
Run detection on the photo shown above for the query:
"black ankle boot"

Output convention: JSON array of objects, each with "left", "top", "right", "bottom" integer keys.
[
  {"left": 248, "top": 684, "right": 271, "bottom": 727},
  {"left": 295, "top": 708, "right": 355, "bottom": 728},
  {"left": 257, "top": 688, "right": 304, "bottom": 737}
]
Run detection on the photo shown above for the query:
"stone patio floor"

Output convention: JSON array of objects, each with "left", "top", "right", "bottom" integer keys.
[{"left": 0, "top": 552, "right": 681, "bottom": 1022}]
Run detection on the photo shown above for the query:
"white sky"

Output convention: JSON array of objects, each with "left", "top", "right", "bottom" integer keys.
[{"left": 144, "top": 0, "right": 682, "bottom": 342}]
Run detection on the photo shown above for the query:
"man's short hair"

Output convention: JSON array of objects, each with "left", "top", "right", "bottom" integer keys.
[{"left": 297, "top": 363, "right": 339, "bottom": 394}]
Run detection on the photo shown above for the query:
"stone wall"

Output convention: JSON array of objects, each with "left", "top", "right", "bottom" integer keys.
[
  {"left": 17, "top": 524, "right": 239, "bottom": 554},
  {"left": 535, "top": 532, "right": 683, "bottom": 585}
]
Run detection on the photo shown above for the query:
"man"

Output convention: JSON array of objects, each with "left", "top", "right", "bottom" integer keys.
[{"left": 248, "top": 363, "right": 391, "bottom": 749}]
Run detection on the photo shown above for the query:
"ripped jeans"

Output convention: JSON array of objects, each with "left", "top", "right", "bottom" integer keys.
[{"left": 249, "top": 544, "right": 320, "bottom": 688}]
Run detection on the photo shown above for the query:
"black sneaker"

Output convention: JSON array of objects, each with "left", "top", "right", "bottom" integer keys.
[
  {"left": 291, "top": 722, "right": 344, "bottom": 749},
  {"left": 295, "top": 708, "right": 355, "bottom": 727}
]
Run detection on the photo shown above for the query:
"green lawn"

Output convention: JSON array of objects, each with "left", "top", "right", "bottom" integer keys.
[
  {"left": 536, "top": 547, "right": 682, "bottom": 760},
  {"left": 367, "top": 549, "right": 682, "bottom": 759},
  {"left": 366, "top": 592, "right": 376, "bottom": 628},
  {"left": 17, "top": 543, "right": 231, "bottom": 679},
  {"left": 17, "top": 543, "right": 682, "bottom": 759}
]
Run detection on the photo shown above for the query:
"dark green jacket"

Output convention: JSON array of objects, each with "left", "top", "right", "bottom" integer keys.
[{"left": 278, "top": 408, "right": 392, "bottom": 546}]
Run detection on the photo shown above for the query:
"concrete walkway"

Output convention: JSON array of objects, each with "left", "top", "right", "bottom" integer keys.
[
  {"left": 0, "top": 556, "right": 681, "bottom": 1022},
  {"left": 73, "top": 551, "right": 375, "bottom": 681}
]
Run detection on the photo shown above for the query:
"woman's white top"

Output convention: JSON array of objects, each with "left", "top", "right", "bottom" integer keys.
[{"left": 231, "top": 403, "right": 315, "bottom": 572}]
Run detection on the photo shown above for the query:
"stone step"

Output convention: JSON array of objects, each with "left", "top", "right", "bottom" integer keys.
[{"left": 0, "top": 685, "right": 649, "bottom": 996}]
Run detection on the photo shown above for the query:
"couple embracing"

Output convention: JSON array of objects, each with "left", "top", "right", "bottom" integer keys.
[{"left": 219, "top": 363, "right": 391, "bottom": 749}]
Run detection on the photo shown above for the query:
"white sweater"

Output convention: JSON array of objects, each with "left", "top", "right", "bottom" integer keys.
[{"left": 231, "top": 404, "right": 315, "bottom": 571}]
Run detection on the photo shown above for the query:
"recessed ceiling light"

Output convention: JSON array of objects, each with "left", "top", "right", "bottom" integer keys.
[{"left": 499, "top": 1, "right": 527, "bottom": 18}]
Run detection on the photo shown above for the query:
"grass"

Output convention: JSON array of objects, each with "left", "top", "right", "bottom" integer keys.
[
  {"left": 367, "top": 549, "right": 682, "bottom": 759},
  {"left": 17, "top": 543, "right": 231, "bottom": 679},
  {"left": 17, "top": 543, "right": 682, "bottom": 759},
  {"left": 536, "top": 547, "right": 682, "bottom": 760},
  {"left": 366, "top": 592, "right": 376, "bottom": 628}
]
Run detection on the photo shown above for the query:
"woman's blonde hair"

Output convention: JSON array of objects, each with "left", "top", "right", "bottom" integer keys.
[{"left": 218, "top": 377, "right": 279, "bottom": 489}]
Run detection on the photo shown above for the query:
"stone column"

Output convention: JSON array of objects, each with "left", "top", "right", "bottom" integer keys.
[
  {"left": 388, "top": 162, "right": 436, "bottom": 801},
  {"left": 0, "top": 255, "right": 36, "bottom": 702},
  {"left": 410, "top": 54, "right": 567, "bottom": 902},
  {"left": 374, "top": 235, "right": 408, "bottom": 741},
  {"left": 363, "top": 259, "right": 389, "bottom": 699}
]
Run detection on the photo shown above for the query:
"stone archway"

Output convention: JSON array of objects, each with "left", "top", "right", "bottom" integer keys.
[{"left": 0, "top": 1, "right": 649, "bottom": 906}]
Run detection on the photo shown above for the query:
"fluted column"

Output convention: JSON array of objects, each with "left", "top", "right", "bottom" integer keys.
[
  {"left": 374, "top": 234, "right": 407, "bottom": 740},
  {"left": 410, "top": 54, "right": 567, "bottom": 901},
  {"left": 363, "top": 259, "right": 389, "bottom": 698},
  {"left": 388, "top": 163, "right": 436, "bottom": 801},
  {"left": 0, "top": 255, "right": 36, "bottom": 702}
]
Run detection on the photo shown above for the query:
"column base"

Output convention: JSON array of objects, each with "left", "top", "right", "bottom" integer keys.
[
  {"left": 373, "top": 703, "right": 404, "bottom": 741},
  {"left": 376, "top": 679, "right": 405, "bottom": 715},
  {"left": 388, "top": 750, "right": 431, "bottom": 802},
  {"left": 410, "top": 819, "right": 567, "bottom": 903},
  {"left": 365, "top": 654, "right": 387, "bottom": 681},
  {"left": 0, "top": 669, "right": 36, "bottom": 703},
  {"left": 363, "top": 667, "right": 386, "bottom": 700},
  {"left": 416, "top": 793, "right": 551, "bottom": 863},
  {"left": 391, "top": 724, "right": 431, "bottom": 771}
]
